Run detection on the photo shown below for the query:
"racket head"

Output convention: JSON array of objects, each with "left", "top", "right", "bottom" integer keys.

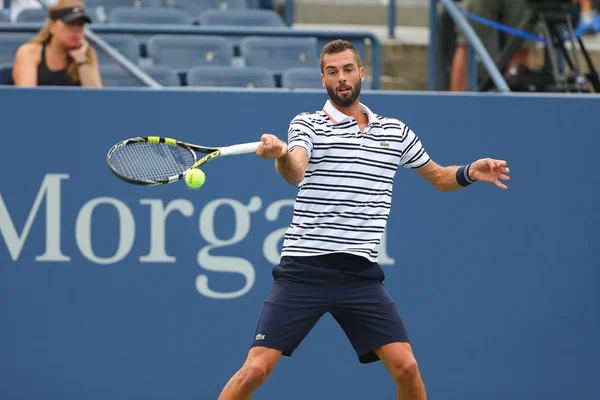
[{"left": 106, "top": 136, "right": 217, "bottom": 186}]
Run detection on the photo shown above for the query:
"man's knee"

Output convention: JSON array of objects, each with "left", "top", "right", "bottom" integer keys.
[
  {"left": 237, "top": 362, "right": 270, "bottom": 391},
  {"left": 237, "top": 348, "right": 280, "bottom": 391},
  {"left": 388, "top": 356, "right": 420, "bottom": 386}
]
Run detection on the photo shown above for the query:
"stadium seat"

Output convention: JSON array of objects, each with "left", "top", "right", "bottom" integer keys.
[
  {"left": 187, "top": 65, "right": 275, "bottom": 88},
  {"left": 281, "top": 67, "right": 372, "bottom": 90},
  {"left": 96, "top": 34, "right": 141, "bottom": 65},
  {"left": 0, "top": 34, "right": 35, "bottom": 65},
  {"left": 140, "top": 0, "right": 165, "bottom": 7},
  {"left": 108, "top": 7, "right": 196, "bottom": 25},
  {"left": 0, "top": 64, "right": 13, "bottom": 85},
  {"left": 197, "top": 9, "right": 284, "bottom": 53},
  {"left": 0, "top": 10, "right": 11, "bottom": 22},
  {"left": 15, "top": 7, "right": 101, "bottom": 23},
  {"left": 166, "top": 0, "right": 248, "bottom": 17},
  {"left": 146, "top": 35, "right": 234, "bottom": 71},
  {"left": 198, "top": 9, "right": 284, "bottom": 27},
  {"left": 281, "top": 67, "right": 322, "bottom": 89},
  {"left": 240, "top": 37, "right": 318, "bottom": 74},
  {"left": 99, "top": 64, "right": 180, "bottom": 87},
  {"left": 15, "top": 8, "right": 48, "bottom": 23},
  {"left": 84, "top": 0, "right": 136, "bottom": 10},
  {"left": 83, "top": 1, "right": 164, "bottom": 16}
]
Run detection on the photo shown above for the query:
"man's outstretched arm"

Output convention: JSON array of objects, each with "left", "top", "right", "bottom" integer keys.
[
  {"left": 417, "top": 158, "right": 510, "bottom": 192},
  {"left": 256, "top": 134, "right": 309, "bottom": 186}
]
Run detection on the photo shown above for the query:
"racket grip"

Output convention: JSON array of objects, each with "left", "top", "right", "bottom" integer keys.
[{"left": 220, "top": 141, "right": 262, "bottom": 156}]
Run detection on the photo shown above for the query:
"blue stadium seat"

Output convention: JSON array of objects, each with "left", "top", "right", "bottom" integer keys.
[
  {"left": 15, "top": 7, "right": 100, "bottom": 23},
  {"left": 83, "top": 1, "right": 163, "bottom": 16},
  {"left": 240, "top": 37, "right": 318, "bottom": 74},
  {"left": 167, "top": 0, "right": 248, "bottom": 17},
  {"left": 281, "top": 66, "right": 372, "bottom": 90},
  {"left": 83, "top": 0, "right": 136, "bottom": 10},
  {"left": 0, "top": 9, "right": 11, "bottom": 22},
  {"left": 197, "top": 9, "right": 284, "bottom": 52},
  {"left": 15, "top": 8, "right": 48, "bottom": 23},
  {"left": 96, "top": 34, "right": 141, "bottom": 65},
  {"left": 0, "top": 64, "right": 13, "bottom": 85},
  {"left": 146, "top": 35, "right": 234, "bottom": 70},
  {"left": 140, "top": 0, "right": 165, "bottom": 7},
  {"left": 99, "top": 64, "right": 180, "bottom": 87},
  {"left": 281, "top": 67, "right": 322, "bottom": 90},
  {"left": 108, "top": 7, "right": 196, "bottom": 25},
  {"left": 187, "top": 65, "right": 275, "bottom": 88},
  {"left": 198, "top": 9, "right": 284, "bottom": 27},
  {"left": 0, "top": 34, "right": 35, "bottom": 65}
]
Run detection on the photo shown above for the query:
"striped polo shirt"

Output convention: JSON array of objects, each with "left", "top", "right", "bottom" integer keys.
[{"left": 281, "top": 100, "right": 431, "bottom": 262}]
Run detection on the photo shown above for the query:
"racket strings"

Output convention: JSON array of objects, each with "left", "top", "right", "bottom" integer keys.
[{"left": 111, "top": 142, "right": 195, "bottom": 181}]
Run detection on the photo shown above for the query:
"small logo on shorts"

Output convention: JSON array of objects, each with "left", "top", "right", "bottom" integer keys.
[
  {"left": 380, "top": 142, "right": 390, "bottom": 147},
  {"left": 255, "top": 334, "right": 265, "bottom": 341}
]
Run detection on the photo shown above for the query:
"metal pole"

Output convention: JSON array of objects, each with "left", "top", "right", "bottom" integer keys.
[
  {"left": 371, "top": 36, "right": 381, "bottom": 89},
  {"left": 388, "top": 0, "right": 396, "bottom": 39},
  {"left": 439, "top": 0, "right": 510, "bottom": 92},
  {"left": 467, "top": 44, "right": 477, "bottom": 91},
  {"left": 427, "top": 0, "right": 438, "bottom": 90},
  {"left": 285, "top": 0, "right": 294, "bottom": 27},
  {"left": 85, "top": 27, "right": 162, "bottom": 88}
]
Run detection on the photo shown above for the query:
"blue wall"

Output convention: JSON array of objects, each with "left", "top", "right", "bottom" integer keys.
[{"left": 0, "top": 87, "right": 598, "bottom": 400}]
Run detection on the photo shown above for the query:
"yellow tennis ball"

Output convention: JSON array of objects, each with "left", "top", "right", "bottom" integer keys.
[{"left": 185, "top": 169, "right": 205, "bottom": 189}]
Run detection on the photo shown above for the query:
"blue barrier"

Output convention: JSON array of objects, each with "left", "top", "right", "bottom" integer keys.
[
  {"left": 0, "top": 22, "right": 381, "bottom": 89},
  {"left": 0, "top": 87, "right": 599, "bottom": 400}
]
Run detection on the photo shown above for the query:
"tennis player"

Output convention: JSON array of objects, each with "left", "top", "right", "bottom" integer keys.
[{"left": 217, "top": 39, "right": 510, "bottom": 400}]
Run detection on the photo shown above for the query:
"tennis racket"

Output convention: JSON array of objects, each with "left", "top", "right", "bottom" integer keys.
[{"left": 106, "top": 136, "right": 261, "bottom": 186}]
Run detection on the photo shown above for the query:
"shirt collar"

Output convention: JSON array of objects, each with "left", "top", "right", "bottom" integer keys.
[{"left": 322, "top": 100, "right": 381, "bottom": 126}]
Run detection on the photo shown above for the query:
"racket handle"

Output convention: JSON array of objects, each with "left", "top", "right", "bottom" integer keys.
[{"left": 220, "top": 141, "right": 262, "bottom": 156}]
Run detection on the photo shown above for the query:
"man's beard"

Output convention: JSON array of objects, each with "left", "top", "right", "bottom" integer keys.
[{"left": 326, "top": 80, "right": 362, "bottom": 107}]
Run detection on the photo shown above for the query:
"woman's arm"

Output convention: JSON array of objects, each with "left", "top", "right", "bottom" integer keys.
[
  {"left": 70, "top": 43, "right": 103, "bottom": 88},
  {"left": 12, "top": 43, "right": 41, "bottom": 87}
]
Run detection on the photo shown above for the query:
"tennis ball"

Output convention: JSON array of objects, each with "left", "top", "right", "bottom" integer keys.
[{"left": 185, "top": 169, "right": 205, "bottom": 189}]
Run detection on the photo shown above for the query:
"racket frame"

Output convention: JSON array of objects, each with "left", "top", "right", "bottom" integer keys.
[{"left": 106, "top": 136, "right": 260, "bottom": 186}]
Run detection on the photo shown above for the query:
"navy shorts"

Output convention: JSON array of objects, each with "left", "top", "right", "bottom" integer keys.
[{"left": 251, "top": 253, "right": 410, "bottom": 363}]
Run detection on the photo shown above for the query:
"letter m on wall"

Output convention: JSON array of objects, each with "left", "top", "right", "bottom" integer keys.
[{"left": 0, "top": 174, "right": 70, "bottom": 262}]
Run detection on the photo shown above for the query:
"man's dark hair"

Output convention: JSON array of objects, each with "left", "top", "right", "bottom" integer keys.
[{"left": 320, "top": 39, "right": 362, "bottom": 72}]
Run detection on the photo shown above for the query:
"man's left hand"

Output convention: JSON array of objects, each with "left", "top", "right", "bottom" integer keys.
[{"left": 469, "top": 158, "right": 510, "bottom": 190}]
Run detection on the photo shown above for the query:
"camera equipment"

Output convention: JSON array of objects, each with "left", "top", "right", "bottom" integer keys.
[{"left": 479, "top": 0, "right": 600, "bottom": 93}]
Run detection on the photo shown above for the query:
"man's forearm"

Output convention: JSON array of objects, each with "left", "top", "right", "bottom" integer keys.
[
  {"left": 275, "top": 150, "right": 306, "bottom": 186},
  {"left": 435, "top": 165, "right": 475, "bottom": 192}
]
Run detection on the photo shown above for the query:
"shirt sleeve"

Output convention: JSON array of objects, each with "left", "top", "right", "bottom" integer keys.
[
  {"left": 399, "top": 124, "right": 431, "bottom": 169},
  {"left": 287, "top": 114, "right": 315, "bottom": 159}
]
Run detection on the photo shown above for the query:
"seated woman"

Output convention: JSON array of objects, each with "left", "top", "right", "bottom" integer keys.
[{"left": 12, "top": 0, "right": 102, "bottom": 87}]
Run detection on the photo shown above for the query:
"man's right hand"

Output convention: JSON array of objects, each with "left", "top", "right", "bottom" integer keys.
[{"left": 256, "top": 134, "right": 288, "bottom": 160}]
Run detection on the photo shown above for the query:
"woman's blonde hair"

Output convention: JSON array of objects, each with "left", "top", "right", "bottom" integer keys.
[{"left": 30, "top": 0, "right": 97, "bottom": 83}]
